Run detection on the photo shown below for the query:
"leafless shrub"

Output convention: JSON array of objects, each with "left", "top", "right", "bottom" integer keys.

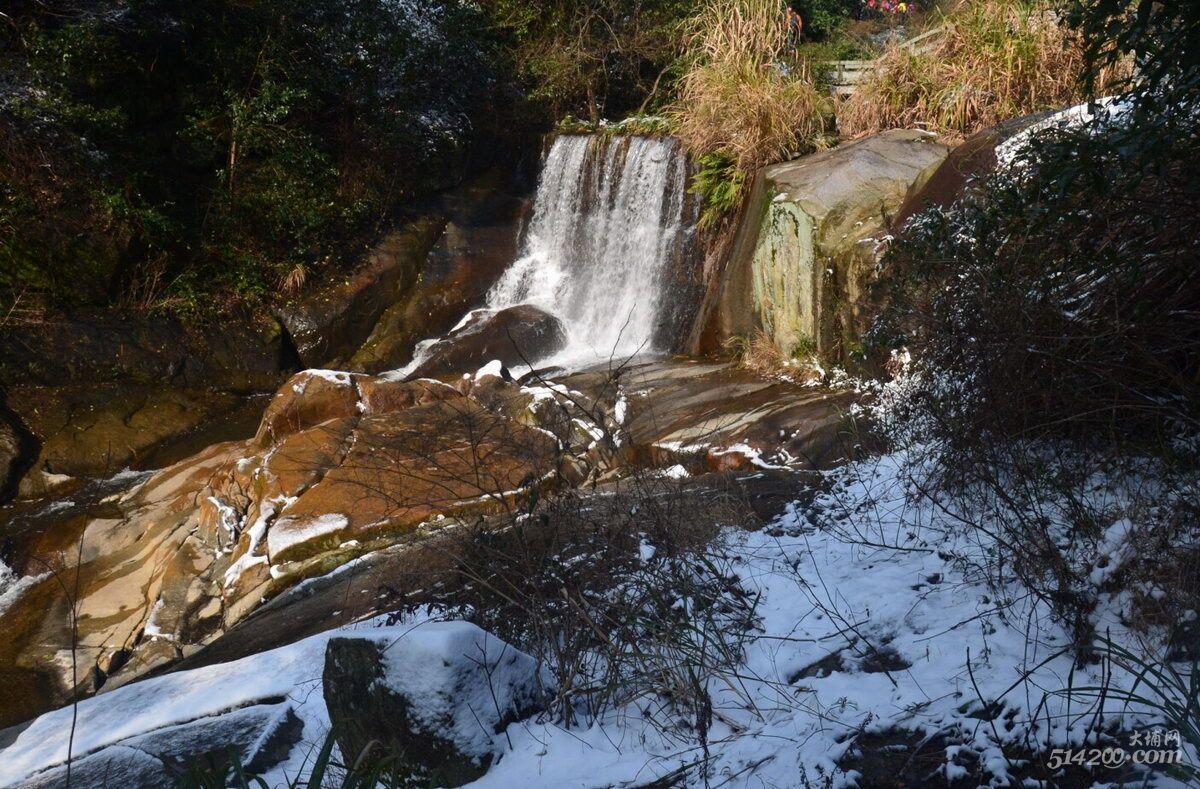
[{"left": 407, "top": 472, "right": 761, "bottom": 741}]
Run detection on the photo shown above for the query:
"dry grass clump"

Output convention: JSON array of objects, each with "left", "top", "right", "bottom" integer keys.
[
  {"left": 726, "top": 329, "right": 825, "bottom": 383},
  {"left": 839, "top": 0, "right": 1130, "bottom": 140},
  {"left": 671, "top": 0, "right": 832, "bottom": 172},
  {"left": 728, "top": 330, "right": 790, "bottom": 377}
]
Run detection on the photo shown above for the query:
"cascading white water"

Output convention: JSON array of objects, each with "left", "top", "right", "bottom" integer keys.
[{"left": 487, "top": 134, "right": 691, "bottom": 365}]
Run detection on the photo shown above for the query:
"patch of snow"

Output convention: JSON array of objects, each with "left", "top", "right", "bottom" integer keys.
[
  {"left": 142, "top": 597, "right": 173, "bottom": 641},
  {"left": 710, "top": 442, "right": 786, "bottom": 470},
  {"left": 303, "top": 369, "right": 354, "bottom": 386},
  {"left": 0, "top": 561, "right": 48, "bottom": 619},
  {"left": 266, "top": 513, "right": 349, "bottom": 558},
  {"left": 996, "top": 96, "right": 1128, "bottom": 167},
  {"left": 657, "top": 463, "right": 690, "bottom": 479},
  {"left": 223, "top": 495, "right": 294, "bottom": 587},
  {"left": 475, "top": 359, "right": 506, "bottom": 381}
]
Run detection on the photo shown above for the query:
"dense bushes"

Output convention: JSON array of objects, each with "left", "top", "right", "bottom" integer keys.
[
  {"left": 839, "top": 0, "right": 1129, "bottom": 139},
  {"left": 483, "top": 0, "right": 691, "bottom": 124},
  {"left": 872, "top": 114, "right": 1200, "bottom": 639},
  {"left": 868, "top": 0, "right": 1200, "bottom": 650},
  {"left": 0, "top": 0, "right": 501, "bottom": 313}
]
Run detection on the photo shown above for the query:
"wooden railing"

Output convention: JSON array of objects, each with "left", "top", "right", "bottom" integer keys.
[{"left": 820, "top": 25, "right": 945, "bottom": 96}]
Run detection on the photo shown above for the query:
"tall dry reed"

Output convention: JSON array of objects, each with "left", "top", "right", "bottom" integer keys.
[
  {"left": 839, "top": 0, "right": 1130, "bottom": 140},
  {"left": 670, "top": 0, "right": 832, "bottom": 172}
]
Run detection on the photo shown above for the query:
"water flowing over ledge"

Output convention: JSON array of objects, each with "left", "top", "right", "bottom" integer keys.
[{"left": 488, "top": 134, "right": 693, "bottom": 368}]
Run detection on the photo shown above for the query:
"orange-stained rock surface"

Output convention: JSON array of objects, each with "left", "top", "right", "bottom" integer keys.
[{"left": 0, "top": 360, "right": 856, "bottom": 728}]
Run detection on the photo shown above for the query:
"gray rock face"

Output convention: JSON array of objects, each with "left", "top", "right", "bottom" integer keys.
[
  {"left": 10, "top": 701, "right": 302, "bottom": 788},
  {"left": 408, "top": 305, "right": 568, "bottom": 379},
  {"left": 323, "top": 625, "right": 545, "bottom": 786},
  {"left": 694, "top": 129, "right": 950, "bottom": 362},
  {"left": 891, "top": 111, "right": 1055, "bottom": 228}
]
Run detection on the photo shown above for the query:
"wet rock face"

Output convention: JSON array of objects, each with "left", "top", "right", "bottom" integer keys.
[
  {"left": 7, "top": 385, "right": 242, "bottom": 482},
  {"left": 323, "top": 625, "right": 544, "bottom": 786},
  {"left": 408, "top": 305, "right": 567, "bottom": 379},
  {"left": 274, "top": 220, "right": 443, "bottom": 369},
  {"left": 700, "top": 129, "right": 950, "bottom": 361},
  {"left": 349, "top": 177, "right": 531, "bottom": 374}
]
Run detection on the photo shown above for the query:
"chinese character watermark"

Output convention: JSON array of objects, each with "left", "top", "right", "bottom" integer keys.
[{"left": 1046, "top": 728, "right": 1186, "bottom": 770}]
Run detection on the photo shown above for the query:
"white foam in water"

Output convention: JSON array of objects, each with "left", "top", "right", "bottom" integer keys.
[
  {"left": 487, "top": 134, "right": 690, "bottom": 369},
  {"left": 386, "top": 134, "right": 691, "bottom": 380}
]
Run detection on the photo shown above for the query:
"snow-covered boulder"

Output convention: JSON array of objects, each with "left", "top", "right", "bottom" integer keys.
[
  {"left": 5, "top": 699, "right": 302, "bottom": 788},
  {"left": 322, "top": 622, "right": 547, "bottom": 786}
]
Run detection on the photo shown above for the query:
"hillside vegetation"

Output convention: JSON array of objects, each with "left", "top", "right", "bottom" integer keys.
[
  {"left": 840, "top": 0, "right": 1131, "bottom": 139},
  {"left": 0, "top": 0, "right": 1168, "bottom": 316},
  {"left": 0, "top": 0, "right": 504, "bottom": 315}
]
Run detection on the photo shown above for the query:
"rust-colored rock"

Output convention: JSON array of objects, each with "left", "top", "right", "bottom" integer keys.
[{"left": 254, "top": 370, "right": 364, "bottom": 446}]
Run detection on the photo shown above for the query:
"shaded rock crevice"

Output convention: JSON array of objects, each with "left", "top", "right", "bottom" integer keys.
[{"left": 0, "top": 390, "right": 40, "bottom": 503}]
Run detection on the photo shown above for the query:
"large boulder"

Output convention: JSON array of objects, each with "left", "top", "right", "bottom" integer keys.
[
  {"left": 323, "top": 624, "right": 545, "bottom": 786},
  {"left": 560, "top": 359, "right": 856, "bottom": 473},
  {"left": 694, "top": 129, "right": 949, "bottom": 361},
  {"left": 408, "top": 305, "right": 567, "bottom": 379},
  {"left": 891, "top": 111, "right": 1055, "bottom": 228}
]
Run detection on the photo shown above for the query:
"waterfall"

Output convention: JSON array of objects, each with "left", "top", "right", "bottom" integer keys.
[{"left": 487, "top": 134, "right": 693, "bottom": 366}]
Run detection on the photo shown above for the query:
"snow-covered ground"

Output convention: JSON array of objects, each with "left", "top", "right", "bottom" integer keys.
[{"left": 2, "top": 437, "right": 1194, "bottom": 787}]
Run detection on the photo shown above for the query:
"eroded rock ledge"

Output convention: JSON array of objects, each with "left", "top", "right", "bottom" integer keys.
[{"left": 0, "top": 359, "right": 853, "bottom": 728}]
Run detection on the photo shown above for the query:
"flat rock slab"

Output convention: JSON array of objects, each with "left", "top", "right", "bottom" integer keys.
[{"left": 565, "top": 359, "right": 856, "bottom": 471}]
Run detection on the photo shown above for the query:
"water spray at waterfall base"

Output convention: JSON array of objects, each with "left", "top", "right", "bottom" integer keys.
[{"left": 393, "top": 134, "right": 695, "bottom": 379}]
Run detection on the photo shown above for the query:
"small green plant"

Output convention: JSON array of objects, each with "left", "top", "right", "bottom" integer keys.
[
  {"left": 555, "top": 114, "right": 673, "bottom": 137},
  {"left": 790, "top": 335, "right": 817, "bottom": 358},
  {"left": 690, "top": 150, "right": 747, "bottom": 229}
]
